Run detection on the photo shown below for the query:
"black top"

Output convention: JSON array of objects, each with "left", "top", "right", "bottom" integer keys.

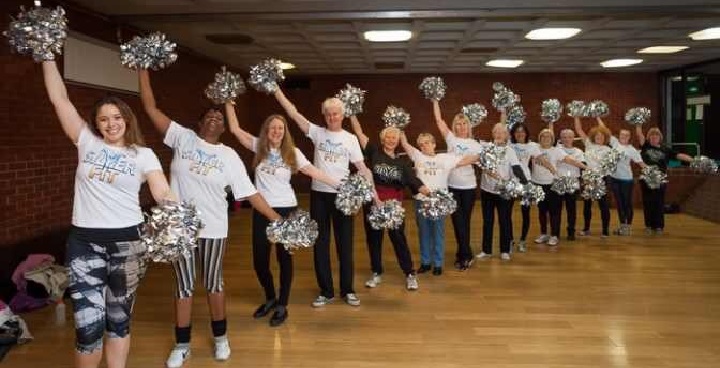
[
  {"left": 364, "top": 142, "right": 424, "bottom": 193},
  {"left": 641, "top": 142, "right": 678, "bottom": 172}
]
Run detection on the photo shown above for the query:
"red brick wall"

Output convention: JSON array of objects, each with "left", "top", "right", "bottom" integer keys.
[{"left": 682, "top": 175, "right": 720, "bottom": 223}]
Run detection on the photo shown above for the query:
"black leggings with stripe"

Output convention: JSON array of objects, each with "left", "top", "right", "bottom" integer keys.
[{"left": 172, "top": 238, "right": 228, "bottom": 299}]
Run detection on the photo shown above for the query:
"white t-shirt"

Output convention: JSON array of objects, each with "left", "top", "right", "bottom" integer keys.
[
  {"left": 445, "top": 132, "right": 483, "bottom": 189},
  {"left": 72, "top": 126, "right": 162, "bottom": 228},
  {"left": 165, "top": 122, "right": 257, "bottom": 238},
  {"left": 251, "top": 137, "right": 312, "bottom": 207},
  {"left": 480, "top": 144, "right": 521, "bottom": 194},
  {"left": 307, "top": 123, "right": 364, "bottom": 193},
  {"left": 557, "top": 146, "right": 585, "bottom": 178},
  {"left": 531, "top": 147, "right": 568, "bottom": 185},
  {"left": 583, "top": 138, "right": 612, "bottom": 171},
  {"left": 511, "top": 141, "right": 540, "bottom": 178},
  {"left": 408, "top": 150, "right": 461, "bottom": 193},
  {"left": 609, "top": 137, "right": 643, "bottom": 180}
]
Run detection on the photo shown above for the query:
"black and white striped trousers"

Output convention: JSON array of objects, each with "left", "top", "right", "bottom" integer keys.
[{"left": 172, "top": 238, "right": 228, "bottom": 299}]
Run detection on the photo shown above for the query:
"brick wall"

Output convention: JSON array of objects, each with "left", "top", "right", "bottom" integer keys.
[{"left": 682, "top": 175, "right": 720, "bottom": 223}]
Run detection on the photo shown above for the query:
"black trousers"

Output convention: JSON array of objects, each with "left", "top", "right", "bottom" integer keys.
[
  {"left": 583, "top": 197, "right": 610, "bottom": 235},
  {"left": 610, "top": 178, "right": 635, "bottom": 225},
  {"left": 509, "top": 200, "right": 531, "bottom": 242},
  {"left": 362, "top": 203, "right": 414, "bottom": 276},
  {"left": 449, "top": 188, "right": 476, "bottom": 262},
  {"left": 537, "top": 184, "right": 562, "bottom": 237},
  {"left": 641, "top": 181, "right": 666, "bottom": 230},
  {"left": 252, "top": 207, "right": 295, "bottom": 307},
  {"left": 310, "top": 191, "right": 355, "bottom": 298},
  {"left": 560, "top": 192, "right": 578, "bottom": 237},
  {"left": 481, "top": 190, "right": 512, "bottom": 254}
]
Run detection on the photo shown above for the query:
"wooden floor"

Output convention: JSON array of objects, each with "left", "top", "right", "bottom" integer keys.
[{"left": 4, "top": 197, "right": 720, "bottom": 368}]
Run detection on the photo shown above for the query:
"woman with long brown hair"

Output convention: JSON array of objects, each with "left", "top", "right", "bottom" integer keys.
[{"left": 225, "top": 103, "right": 339, "bottom": 326}]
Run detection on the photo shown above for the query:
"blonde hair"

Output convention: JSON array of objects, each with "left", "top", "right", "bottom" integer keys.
[
  {"left": 253, "top": 114, "right": 299, "bottom": 173},
  {"left": 452, "top": 113, "right": 470, "bottom": 135},
  {"left": 647, "top": 127, "right": 663, "bottom": 141},
  {"left": 417, "top": 133, "right": 436, "bottom": 145},
  {"left": 538, "top": 128, "right": 555, "bottom": 140},
  {"left": 321, "top": 97, "right": 345, "bottom": 116},
  {"left": 380, "top": 126, "right": 400, "bottom": 141}
]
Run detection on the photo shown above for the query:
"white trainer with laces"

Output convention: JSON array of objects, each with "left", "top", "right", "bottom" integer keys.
[
  {"left": 476, "top": 252, "right": 493, "bottom": 260},
  {"left": 166, "top": 344, "right": 190, "bottom": 368},
  {"left": 344, "top": 293, "right": 361, "bottom": 306},
  {"left": 365, "top": 273, "right": 382, "bottom": 288},
  {"left": 534, "top": 234, "right": 550, "bottom": 244},
  {"left": 500, "top": 252, "right": 511, "bottom": 261},
  {"left": 548, "top": 236, "right": 559, "bottom": 246},
  {"left": 214, "top": 336, "right": 230, "bottom": 361},
  {"left": 406, "top": 274, "right": 419, "bottom": 290},
  {"left": 311, "top": 295, "right": 334, "bottom": 307}
]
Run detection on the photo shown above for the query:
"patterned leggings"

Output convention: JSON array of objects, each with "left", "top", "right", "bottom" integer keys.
[
  {"left": 66, "top": 226, "right": 147, "bottom": 354},
  {"left": 171, "top": 238, "right": 228, "bottom": 299}
]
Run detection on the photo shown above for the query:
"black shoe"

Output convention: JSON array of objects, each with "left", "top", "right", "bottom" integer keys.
[
  {"left": 417, "top": 264, "right": 432, "bottom": 274},
  {"left": 269, "top": 307, "right": 288, "bottom": 327},
  {"left": 253, "top": 299, "right": 276, "bottom": 319},
  {"left": 432, "top": 267, "right": 443, "bottom": 276}
]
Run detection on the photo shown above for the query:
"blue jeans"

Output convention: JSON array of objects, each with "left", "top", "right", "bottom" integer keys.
[{"left": 415, "top": 200, "right": 446, "bottom": 268}]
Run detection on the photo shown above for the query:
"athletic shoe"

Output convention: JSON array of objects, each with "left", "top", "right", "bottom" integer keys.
[
  {"left": 579, "top": 230, "right": 591, "bottom": 236},
  {"left": 500, "top": 253, "right": 511, "bottom": 261},
  {"left": 517, "top": 241, "right": 527, "bottom": 253},
  {"left": 460, "top": 258, "right": 474, "bottom": 270},
  {"left": 166, "top": 344, "right": 190, "bottom": 368},
  {"left": 417, "top": 264, "right": 432, "bottom": 274},
  {"left": 269, "top": 307, "right": 288, "bottom": 327},
  {"left": 213, "top": 336, "right": 230, "bottom": 361},
  {"left": 654, "top": 228, "right": 664, "bottom": 235},
  {"left": 432, "top": 267, "right": 443, "bottom": 276},
  {"left": 406, "top": 274, "right": 419, "bottom": 290},
  {"left": 311, "top": 295, "right": 333, "bottom": 308},
  {"left": 476, "top": 252, "right": 493, "bottom": 260},
  {"left": 567, "top": 233, "right": 576, "bottom": 241},
  {"left": 343, "top": 293, "right": 361, "bottom": 306},
  {"left": 364, "top": 273, "right": 382, "bottom": 288},
  {"left": 645, "top": 227, "right": 654, "bottom": 235},
  {"left": 534, "top": 234, "right": 550, "bottom": 244},
  {"left": 548, "top": 236, "right": 559, "bottom": 246}
]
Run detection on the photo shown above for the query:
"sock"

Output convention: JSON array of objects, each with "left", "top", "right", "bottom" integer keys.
[
  {"left": 175, "top": 325, "right": 191, "bottom": 345},
  {"left": 211, "top": 319, "right": 227, "bottom": 338}
]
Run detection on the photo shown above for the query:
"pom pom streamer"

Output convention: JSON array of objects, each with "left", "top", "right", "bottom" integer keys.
[
  {"left": 492, "top": 82, "right": 518, "bottom": 110},
  {"left": 495, "top": 178, "right": 525, "bottom": 200},
  {"left": 506, "top": 105, "right": 527, "bottom": 128},
  {"left": 599, "top": 149, "right": 625, "bottom": 177},
  {"left": 586, "top": 100, "right": 610, "bottom": 118},
  {"left": 419, "top": 76, "right": 447, "bottom": 101},
  {"left": 4, "top": 5, "right": 68, "bottom": 62},
  {"left": 566, "top": 100, "right": 587, "bottom": 118},
  {"left": 266, "top": 209, "right": 318, "bottom": 253},
  {"left": 382, "top": 105, "right": 411, "bottom": 130},
  {"left": 417, "top": 190, "right": 457, "bottom": 220},
  {"left": 477, "top": 143, "right": 506, "bottom": 173},
  {"left": 335, "top": 174, "right": 374, "bottom": 215},
  {"left": 335, "top": 84, "right": 366, "bottom": 117},
  {"left": 690, "top": 155, "right": 719, "bottom": 175},
  {"left": 120, "top": 32, "right": 178, "bottom": 70},
  {"left": 248, "top": 58, "right": 285, "bottom": 94},
  {"left": 461, "top": 103, "right": 487, "bottom": 127},
  {"left": 368, "top": 200, "right": 405, "bottom": 230},
  {"left": 625, "top": 107, "right": 652, "bottom": 126},
  {"left": 520, "top": 183, "right": 545, "bottom": 207},
  {"left": 551, "top": 175, "right": 581, "bottom": 195},
  {"left": 140, "top": 201, "right": 203, "bottom": 263},
  {"left": 640, "top": 166, "right": 668, "bottom": 189},
  {"left": 204, "top": 66, "right": 246, "bottom": 104},
  {"left": 541, "top": 99, "right": 563, "bottom": 124},
  {"left": 581, "top": 170, "right": 607, "bottom": 200}
]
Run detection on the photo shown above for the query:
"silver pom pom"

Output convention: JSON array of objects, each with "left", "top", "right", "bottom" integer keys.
[
  {"left": 495, "top": 178, "right": 525, "bottom": 200},
  {"left": 599, "top": 149, "right": 625, "bottom": 176},
  {"left": 586, "top": 100, "right": 610, "bottom": 118},
  {"left": 4, "top": 5, "right": 67, "bottom": 62},
  {"left": 368, "top": 200, "right": 405, "bottom": 230},
  {"left": 266, "top": 209, "right": 318, "bottom": 253},
  {"left": 335, "top": 174, "right": 374, "bottom": 215},
  {"left": 119, "top": 32, "right": 178, "bottom": 70},
  {"left": 625, "top": 107, "right": 651, "bottom": 126},
  {"left": 566, "top": 100, "right": 587, "bottom": 118},
  {"left": 506, "top": 105, "right": 527, "bottom": 128},
  {"left": 520, "top": 183, "right": 545, "bottom": 207},
  {"left": 690, "top": 155, "right": 719, "bottom": 175},
  {"left": 461, "top": 103, "right": 487, "bottom": 127},
  {"left": 640, "top": 165, "right": 668, "bottom": 189},
  {"left": 492, "top": 82, "right": 518, "bottom": 110},
  {"left": 417, "top": 190, "right": 457, "bottom": 220},
  {"left": 204, "top": 66, "right": 246, "bottom": 104},
  {"left": 382, "top": 105, "right": 411, "bottom": 130},
  {"left": 335, "top": 84, "right": 366, "bottom": 117},
  {"left": 419, "top": 76, "right": 447, "bottom": 101},
  {"left": 551, "top": 175, "right": 581, "bottom": 195},
  {"left": 140, "top": 201, "right": 203, "bottom": 263},
  {"left": 581, "top": 170, "right": 607, "bottom": 200},
  {"left": 478, "top": 143, "right": 506, "bottom": 173},
  {"left": 541, "top": 99, "right": 563, "bottom": 124},
  {"left": 248, "top": 58, "right": 285, "bottom": 94}
]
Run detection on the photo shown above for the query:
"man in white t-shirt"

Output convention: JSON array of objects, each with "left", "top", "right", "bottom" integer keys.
[{"left": 274, "top": 87, "right": 378, "bottom": 308}]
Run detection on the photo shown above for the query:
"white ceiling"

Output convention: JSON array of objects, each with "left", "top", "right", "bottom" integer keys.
[{"left": 66, "top": 0, "right": 720, "bottom": 74}]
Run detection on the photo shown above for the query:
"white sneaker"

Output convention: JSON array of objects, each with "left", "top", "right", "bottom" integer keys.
[
  {"left": 500, "top": 253, "right": 511, "bottom": 261},
  {"left": 548, "top": 236, "right": 559, "bottom": 246},
  {"left": 534, "top": 234, "right": 550, "bottom": 244},
  {"left": 343, "top": 293, "right": 361, "bottom": 306},
  {"left": 311, "top": 295, "right": 334, "bottom": 307},
  {"left": 406, "top": 274, "right": 419, "bottom": 291},
  {"left": 475, "top": 252, "right": 493, "bottom": 260},
  {"left": 166, "top": 344, "right": 190, "bottom": 368},
  {"left": 364, "top": 273, "right": 382, "bottom": 288},
  {"left": 517, "top": 241, "right": 527, "bottom": 253},
  {"left": 213, "top": 337, "right": 230, "bottom": 361}
]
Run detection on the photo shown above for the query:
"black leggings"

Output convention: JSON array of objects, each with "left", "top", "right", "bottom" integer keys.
[
  {"left": 449, "top": 188, "right": 476, "bottom": 262},
  {"left": 641, "top": 181, "right": 666, "bottom": 230},
  {"left": 537, "top": 184, "right": 562, "bottom": 237},
  {"left": 252, "top": 207, "right": 296, "bottom": 306},
  {"left": 481, "top": 190, "right": 512, "bottom": 254},
  {"left": 560, "top": 192, "right": 578, "bottom": 237},
  {"left": 362, "top": 203, "right": 414, "bottom": 276},
  {"left": 610, "top": 178, "right": 635, "bottom": 225},
  {"left": 583, "top": 198, "right": 610, "bottom": 235},
  {"left": 509, "top": 200, "right": 531, "bottom": 242}
]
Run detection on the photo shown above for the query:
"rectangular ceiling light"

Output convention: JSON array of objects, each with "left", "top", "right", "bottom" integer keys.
[
  {"left": 486, "top": 59, "right": 524, "bottom": 68},
  {"left": 689, "top": 27, "right": 720, "bottom": 40},
  {"left": 600, "top": 59, "right": 643, "bottom": 68},
  {"left": 363, "top": 30, "right": 412, "bottom": 42},
  {"left": 525, "top": 28, "right": 581, "bottom": 40},
  {"left": 637, "top": 46, "right": 688, "bottom": 54}
]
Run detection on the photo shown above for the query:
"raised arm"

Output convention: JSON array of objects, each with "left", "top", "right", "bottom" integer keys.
[
  {"left": 146, "top": 170, "right": 176, "bottom": 203},
  {"left": 138, "top": 69, "right": 172, "bottom": 134},
  {"left": 299, "top": 164, "right": 342, "bottom": 189},
  {"left": 42, "top": 61, "right": 84, "bottom": 143},
  {"left": 574, "top": 117, "right": 588, "bottom": 140},
  {"left": 274, "top": 87, "right": 311, "bottom": 135},
  {"left": 349, "top": 115, "right": 369, "bottom": 149},
  {"left": 596, "top": 117, "right": 606, "bottom": 128},
  {"left": 399, "top": 131, "right": 420, "bottom": 157},
  {"left": 635, "top": 125, "right": 646, "bottom": 146},
  {"left": 499, "top": 107, "right": 508, "bottom": 125},
  {"left": 224, "top": 102, "right": 255, "bottom": 151},
  {"left": 432, "top": 99, "right": 451, "bottom": 138}
]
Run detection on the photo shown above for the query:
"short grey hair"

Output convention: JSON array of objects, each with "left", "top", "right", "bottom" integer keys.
[{"left": 321, "top": 97, "right": 346, "bottom": 116}]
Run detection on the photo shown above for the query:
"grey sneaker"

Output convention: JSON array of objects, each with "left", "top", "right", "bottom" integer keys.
[
  {"left": 364, "top": 273, "right": 381, "bottom": 288},
  {"left": 517, "top": 241, "right": 527, "bottom": 253},
  {"left": 579, "top": 230, "right": 591, "bottom": 236},
  {"left": 645, "top": 227, "right": 654, "bottom": 235},
  {"left": 654, "top": 228, "right": 664, "bottom": 235},
  {"left": 343, "top": 293, "right": 361, "bottom": 306},
  {"left": 548, "top": 236, "right": 559, "bottom": 246},
  {"left": 311, "top": 295, "right": 333, "bottom": 308},
  {"left": 534, "top": 234, "right": 550, "bottom": 244},
  {"left": 406, "top": 274, "right": 419, "bottom": 290},
  {"left": 500, "top": 252, "right": 511, "bottom": 261},
  {"left": 476, "top": 252, "right": 493, "bottom": 260}
]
